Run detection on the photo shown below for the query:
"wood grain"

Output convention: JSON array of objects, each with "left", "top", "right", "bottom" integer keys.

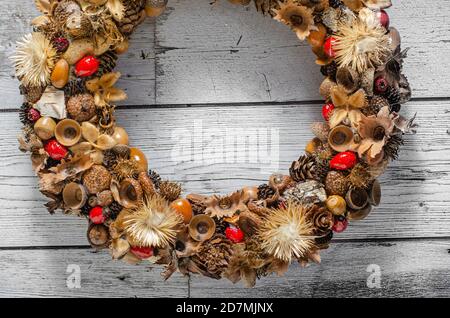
[
  {"left": 190, "top": 240, "right": 450, "bottom": 298},
  {"left": 0, "top": 248, "right": 188, "bottom": 298},
  {"left": 1, "top": 0, "right": 450, "bottom": 108},
  {"left": 1, "top": 100, "right": 449, "bottom": 247}
]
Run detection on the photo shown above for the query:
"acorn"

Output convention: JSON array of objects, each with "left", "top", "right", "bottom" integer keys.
[
  {"left": 63, "top": 182, "right": 87, "bottom": 210},
  {"left": 170, "top": 198, "right": 193, "bottom": 224},
  {"left": 82, "top": 165, "right": 112, "bottom": 194},
  {"left": 34, "top": 117, "right": 56, "bottom": 140},
  {"left": 325, "top": 171, "right": 349, "bottom": 196},
  {"left": 112, "top": 127, "right": 129, "bottom": 145},
  {"left": 87, "top": 223, "right": 110, "bottom": 249},
  {"left": 326, "top": 195, "right": 347, "bottom": 216},
  {"left": 129, "top": 147, "right": 148, "bottom": 172},
  {"left": 67, "top": 94, "right": 96, "bottom": 122},
  {"left": 328, "top": 125, "right": 354, "bottom": 153},
  {"left": 51, "top": 59, "right": 69, "bottom": 89}
]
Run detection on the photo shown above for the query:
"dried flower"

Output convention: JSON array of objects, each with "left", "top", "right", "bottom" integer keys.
[
  {"left": 205, "top": 191, "right": 248, "bottom": 219},
  {"left": 258, "top": 202, "right": 316, "bottom": 262},
  {"left": 273, "top": 1, "right": 317, "bottom": 40},
  {"left": 329, "top": 85, "right": 367, "bottom": 128},
  {"left": 86, "top": 72, "right": 127, "bottom": 107},
  {"left": 12, "top": 33, "right": 57, "bottom": 87}
]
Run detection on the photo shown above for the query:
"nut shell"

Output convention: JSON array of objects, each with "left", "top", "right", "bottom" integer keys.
[
  {"left": 325, "top": 171, "right": 349, "bottom": 196},
  {"left": 87, "top": 223, "right": 110, "bottom": 249},
  {"left": 34, "top": 117, "right": 56, "bottom": 140},
  {"left": 82, "top": 165, "right": 112, "bottom": 194},
  {"left": 51, "top": 59, "right": 69, "bottom": 89}
]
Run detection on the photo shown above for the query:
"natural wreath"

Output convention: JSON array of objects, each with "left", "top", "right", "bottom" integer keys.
[{"left": 14, "top": 0, "right": 415, "bottom": 287}]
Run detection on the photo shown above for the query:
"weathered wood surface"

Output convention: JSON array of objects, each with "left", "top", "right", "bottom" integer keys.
[
  {"left": 0, "top": 240, "right": 449, "bottom": 297},
  {"left": 1, "top": 0, "right": 450, "bottom": 108},
  {"left": 0, "top": 0, "right": 449, "bottom": 298}
]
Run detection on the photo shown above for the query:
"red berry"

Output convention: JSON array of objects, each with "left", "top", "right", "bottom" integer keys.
[
  {"left": 28, "top": 108, "right": 41, "bottom": 122},
  {"left": 324, "top": 37, "right": 337, "bottom": 58},
  {"left": 130, "top": 246, "right": 154, "bottom": 259},
  {"left": 322, "top": 103, "right": 335, "bottom": 121},
  {"left": 44, "top": 139, "right": 68, "bottom": 161},
  {"left": 53, "top": 37, "right": 69, "bottom": 53},
  {"left": 332, "top": 216, "right": 348, "bottom": 233},
  {"left": 225, "top": 225, "right": 244, "bottom": 243},
  {"left": 374, "top": 76, "right": 388, "bottom": 94},
  {"left": 330, "top": 151, "right": 357, "bottom": 170},
  {"left": 75, "top": 56, "right": 100, "bottom": 77},
  {"left": 89, "top": 206, "right": 105, "bottom": 225},
  {"left": 376, "top": 10, "right": 390, "bottom": 29}
]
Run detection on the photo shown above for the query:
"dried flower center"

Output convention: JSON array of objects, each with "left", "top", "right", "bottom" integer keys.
[
  {"left": 290, "top": 14, "right": 304, "bottom": 26},
  {"left": 219, "top": 197, "right": 232, "bottom": 210},
  {"left": 373, "top": 126, "right": 386, "bottom": 141}
]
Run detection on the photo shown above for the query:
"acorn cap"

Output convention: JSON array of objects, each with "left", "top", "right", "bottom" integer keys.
[
  {"left": 118, "top": 178, "right": 143, "bottom": 208},
  {"left": 87, "top": 223, "right": 110, "bottom": 249},
  {"left": 347, "top": 205, "right": 373, "bottom": 221},
  {"left": 62, "top": 182, "right": 87, "bottom": 210},
  {"left": 345, "top": 187, "right": 369, "bottom": 210},
  {"left": 188, "top": 214, "right": 216, "bottom": 242},
  {"left": 328, "top": 125, "right": 354, "bottom": 153},
  {"left": 55, "top": 119, "right": 82, "bottom": 147}
]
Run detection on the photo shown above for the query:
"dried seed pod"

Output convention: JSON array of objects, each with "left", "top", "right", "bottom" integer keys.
[
  {"left": 87, "top": 223, "right": 110, "bottom": 249},
  {"left": 62, "top": 182, "right": 87, "bottom": 210},
  {"left": 237, "top": 210, "right": 262, "bottom": 236},
  {"left": 368, "top": 179, "right": 381, "bottom": 206},
  {"left": 67, "top": 94, "right": 96, "bottom": 122},
  {"left": 82, "top": 165, "right": 112, "bottom": 194},
  {"left": 336, "top": 67, "right": 360, "bottom": 93},
  {"left": 325, "top": 171, "right": 349, "bottom": 196},
  {"left": 188, "top": 214, "right": 216, "bottom": 242},
  {"left": 117, "top": 178, "right": 144, "bottom": 209},
  {"left": 328, "top": 125, "right": 354, "bottom": 153},
  {"left": 55, "top": 119, "right": 82, "bottom": 147},
  {"left": 97, "top": 190, "right": 114, "bottom": 207},
  {"left": 268, "top": 174, "right": 292, "bottom": 194},
  {"left": 345, "top": 187, "right": 369, "bottom": 210},
  {"left": 347, "top": 205, "right": 373, "bottom": 221},
  {"left": 326, "top": 195, "right": 346, "bottom": 216}
]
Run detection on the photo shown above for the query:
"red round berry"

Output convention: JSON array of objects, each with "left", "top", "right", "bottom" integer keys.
[
  {"left": 28, "top": 108, "right": 41, "bottom": 122},
  {"left": 376, "top": 10, "right": 390, "bottom": 29},
  {"left": 53, "top": 37, "right": 69, "bottom": 53},
  {"left": 332, "top": 216, "right": 348, "bottom": 233},
  {"left": 130, "top": 246, "right": 154, "bottom": 259},
  {"left": 324, "top": 37, "right": 337, "bottom": 58},
  {"left": 374, "top": 76, "right": 388, "bottom": 94},
  {"left": 44, "top": 139, "right": 68, "bottom": 161},
  {"left": 89, "top": 206, "right": 105, "bottom": 225},
  {"left": 322, "top": 103, "right": 335, "bottom": 121},
  {"left": 75, "top": 56, "right": 100, "bottom": 77},
  {"left": 225, "top": 225, "right": 244, "bottom": 243},
  {"left": 330, "top": 151, "right": 357, "bottom": 170}
]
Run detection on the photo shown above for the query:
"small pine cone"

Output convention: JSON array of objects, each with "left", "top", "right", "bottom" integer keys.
[
  {"left": 19, "top": 103, "right": 33, "bottom": 126},
  {"left": 365, "top": 96, "right": 390, "bottom": 116},
  {"left": 20, "top": 84, "right": 46, "bottom": 104},
  {"left": 148, "top": 170, "right": 162, "bottom": 189},
  {"left": 289, "top": 154, "right": 317, "bottom": 182},
  {"left": 315, "top": 230, "right": 333, "bottom": 247},
  {"left": 80, "top": 203, "right": 91, "bottom": 216},
  {"left": 257, "top": 184, "right": 275, "bottom": 200},
  {"left": 348, "top": 163, "right": 373, "bottom": 189},
  {"left": 159, "top": 180, "right": 182, "bottom": 202},
  {"left": 104, "top": 201, "right": 123, "bottom": 220},
  {"left": 325, "top": 171, "right": 349, "bottom": 196},
  {"left": 384, "top": 135, "right": 404, "bottom": 161},
  {"left": 65, "top": 78, "right": 87, "bottom": 96},
  {"left": 117, "top": 0, "right": 146, "bottom": 36},
  {"left": 213, "top": 217, "right": 228, "bottom": 235},
  {"left": 96, "top": 51, "right": 118, "bottom": 78},
  {"left": 315, "top": 158, "right": 330, "bottom": 182},
  {"left": 320, "top": 61, "right": 338, "bottom": 81},
  {"left": 383, "top": 87, "right": 401, "bottom": 112},
  {"left": 103, "top": 150, "right": 118, "bottom": 168}
]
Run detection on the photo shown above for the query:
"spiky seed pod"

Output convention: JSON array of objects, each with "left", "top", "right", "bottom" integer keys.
[
  {"left": 258, "top": 202, "right": 316, "bottom": 262},
  {"left": 122, "top": 195, "right": 183, "bottom": 248},
  {"left": 64, "top": 78, "right": 87, "bottom": 96},
  {"left": 20, "top": 84, "right": 46, "bottom": 104},
  {"left": 12, "top": 33, "right": 58, "bottom": 87},
  {"left": 325, "top": 171, "right": 349, "bottom": 196},
  {"left": 116, "top": 0, "right": 146, "bottom": 36},
  {"left": 384, "top": 134, "right": 404, "bottom": 161},
  {"left": 52, "top": 0, "right": 82, "bottom": 26},
  {"left": 19, "top": 103, "right": 33, "bottom": 126},
  {"left": 96, "top": 51, "right": 118, "bottom": 78},
  {"left": 191, "top": 235, "right": 234, "bottom": 279},
  {"left": 148, "top": 170, "right": 162, "bottom": 189},
  {"left": 289, "top": 154, "right": 317, "bottom": 182},
  {"left": 348, "top": 163, "right": 373, "bottom": 189},
  {"left": 257, "top": 184, "right": 276, "bottom": 200},
  {"left": 113, "top": 158, "right": 140, "bottom": 181},
  {"left": 320, "top": 61, "right": 338, "bottom": 81},
  {"left": 159, "top": 180, "right": 182, "bottom": 202}
]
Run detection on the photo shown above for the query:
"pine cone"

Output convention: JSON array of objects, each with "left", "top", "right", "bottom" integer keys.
[
  {"left": 96, "top": 51, "right": 118, "bottom": 78},
  {"left": 104, "top": 201, "right": 123, "bottom": 220},
  {"left": 103, "top": 150, "right": 118, "bottom": 168},
  {"left": 117, "top": 0, "right": 146, "bottom": 36},
  {"left": 365, "top": 96, "right": 390, "bottom": 116},
  {"left": 257, "top": 184, "right": 275, "bottom": 200},
  {"left": 191, "top": 234, "right": 233, "bottom": 279},
  {"left": 289, "top": 155, "right": 317, "bottom": 182},
  {"left": 306, "top": 204, "right": 333, "bottom": 236},
  {"left": 213, "top": 217, "right": 227, "bottom": 235},
  {"left": 64, "top": 78, "right": 87, "bottom": 96},
  {"left": 159, "top": 180, "right": 182, "bottom": 202},
  {"left": 384, "top": 135, "right": 404, "bottom": 161},
  {"left": 320, "top": 61, "right": 338, "bottom": 81},
  {"left": 384, "top": 87, "right": 401, "bottom": 112},
  {"left": 20, "top": 84, "right": 46, "bottom": 104},
  {"left": 148, "top": 170, "right": 162, "bottom": 189}
]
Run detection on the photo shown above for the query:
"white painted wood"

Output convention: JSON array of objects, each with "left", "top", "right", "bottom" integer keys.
[
  {"left": 0, "top": 248, "right": 188, "bottom": 297},
  {"left": 1, "top": 0, "right": 450, "bottom": 108},
  {"left": 190, "top": 240, "right": 450, "bottom": 297},
  {"left": 1, "top": 100, "right": 449, "bottom": 247}
]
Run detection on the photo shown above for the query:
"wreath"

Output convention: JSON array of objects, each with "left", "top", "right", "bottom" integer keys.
[{"left": 14, "top": 0, "right": 415, "bottom": 287}]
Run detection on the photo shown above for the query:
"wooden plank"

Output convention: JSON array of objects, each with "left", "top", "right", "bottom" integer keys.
[
  {"left": 0, "top": 0, "right": 156, "bottom": 109},
  {"left": 0, "top": 100, "right": 449, "bottom": 247},
  {"left": 189, "top": 240, "right": 450, "bottom": 298},
  {"left": 1, "top": 0, "right": 450, "bottom": 108},
  {"left": 0, "top": 248, "right": 188, "bottom": 297},
  {"left": 155, "top": 0, "right": 450, "bottom": 104}
]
